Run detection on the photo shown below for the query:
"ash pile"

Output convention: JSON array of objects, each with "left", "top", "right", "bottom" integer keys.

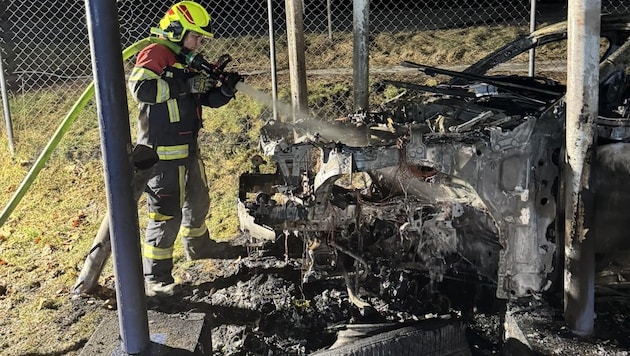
[{"left": 155, "top": 236, "right": 494, "bottom": 355}]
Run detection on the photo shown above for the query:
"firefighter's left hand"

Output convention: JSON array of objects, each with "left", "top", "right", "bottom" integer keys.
[{"left": 187, "top": 74, "right": 214, "bottom": 94}]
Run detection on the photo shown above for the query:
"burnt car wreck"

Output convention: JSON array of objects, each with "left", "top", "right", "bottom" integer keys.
[{"left": 236, "top": 15, "right": 630, "bottom": 344}]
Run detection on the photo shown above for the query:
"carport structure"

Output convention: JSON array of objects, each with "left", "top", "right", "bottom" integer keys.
[{"left": 79, "top": 0, "right": 607, "bottom": 353}]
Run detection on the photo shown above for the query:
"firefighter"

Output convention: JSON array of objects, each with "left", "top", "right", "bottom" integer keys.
[{"left": 128, "top": 1, "right": 242, "bottom": 297}]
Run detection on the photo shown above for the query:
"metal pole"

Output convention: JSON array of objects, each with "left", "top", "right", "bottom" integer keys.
[
  {"left": 327, "top": 0, "right": 333, "bottom": 42},
  {"left": 353, "top": 0, "right": 370, "bottom": 112},
  {"left": 267, "top": 0, "right": 278, "bottom": 122},
  {"left": 285, "top": 0, "right": 309, "bottom": 122},
  {"left": 564, "top": 0, "right": 600, "bottom": 337},
  {"left": 528, "top": 0, "right": 537, "bottom": 77},
  {"left": 84, "top": 0, "right": 150, "bottom": 353},
  {"left": 0, "top": 47, "right": 14, "bottom": 155}
]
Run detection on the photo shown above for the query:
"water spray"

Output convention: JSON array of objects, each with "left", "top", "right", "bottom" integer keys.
[{"left": 160, "top": 38, "right": 370, "bottom": 146}]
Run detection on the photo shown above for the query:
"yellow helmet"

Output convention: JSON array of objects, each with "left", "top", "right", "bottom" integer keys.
[{"left": 157, "top": 1, "right": 213, "bottom": 42}]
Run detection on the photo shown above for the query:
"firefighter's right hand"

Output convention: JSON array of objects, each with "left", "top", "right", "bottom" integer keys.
[{"left": 187, "top": 74, "right": 214, "bottom": 94}]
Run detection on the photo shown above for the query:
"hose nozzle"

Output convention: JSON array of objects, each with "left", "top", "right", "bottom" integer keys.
[{"left": 148, "top": 36, "right": 228, "bottom": 80}]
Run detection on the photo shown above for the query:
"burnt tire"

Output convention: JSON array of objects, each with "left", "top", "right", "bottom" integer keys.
[{"left": 312, "top": 319, "right": 471, "bottom": 356}]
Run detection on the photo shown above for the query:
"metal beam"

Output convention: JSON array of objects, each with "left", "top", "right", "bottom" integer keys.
[
  {"left": 564, "top": 0, "right": 600, "bottom": 336},
  {"left": 84, "top": 0, "right": 149, "bottom": 353}
]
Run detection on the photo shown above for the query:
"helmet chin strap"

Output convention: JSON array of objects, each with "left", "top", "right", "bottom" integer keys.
[
  {"left": 150, "top": 27, "right": 174, "bottom": 39},
  {"left": 150, "top": 22, "right": 185, "bottom": 42}
]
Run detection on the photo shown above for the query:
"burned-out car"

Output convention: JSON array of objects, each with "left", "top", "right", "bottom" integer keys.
[{"left": 237, "top": 15, "right": 630, "bottom": 305}]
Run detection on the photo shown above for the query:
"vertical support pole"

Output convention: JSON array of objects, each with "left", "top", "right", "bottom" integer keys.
[
  {"left": 0, "top": 0, "right": 13, "bottom": 155},
  {"left": 353, "top": 0, "right": 370, "bottom": 112},
  {"left": 285, "top": 0, "right": 309, "bottom": 122},
  {"left": 0, "top": 47, "right": 14, "bottom": 155},
  {"left": 528, "top": 0, "right": 537, "bottom": 77},
  {"left": 84, "top": 0, "right": 150, "bottom": 353},
  {"left": 267, "top": 0, "right": 279, "bottom": 122},
  {"left": 327, "top": 0, "right": 333, "bottom": 42},
  {"left": 564, "top": 0, "right": 600, "bottom": 337}
]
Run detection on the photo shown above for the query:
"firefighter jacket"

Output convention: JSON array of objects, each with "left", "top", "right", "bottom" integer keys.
[{"left": 128, "top": 42, "right": 232, "bottom": 161}]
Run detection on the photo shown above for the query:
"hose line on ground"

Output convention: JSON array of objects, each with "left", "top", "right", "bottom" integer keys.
[{"left": 0, "top": 36, "right": 251, "bottom": 228}]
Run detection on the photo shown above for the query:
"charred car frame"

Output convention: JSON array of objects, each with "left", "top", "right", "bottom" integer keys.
[{"left": 237, "top": 16, "right": 630, "bottom": 303}]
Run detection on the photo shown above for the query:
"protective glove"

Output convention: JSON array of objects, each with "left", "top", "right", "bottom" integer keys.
[
  {"left": 187, "top": 74, "right": 214, "bottom": 94},
  {"left": 220, "top": 72, "right": 243, "bottom": 97}
]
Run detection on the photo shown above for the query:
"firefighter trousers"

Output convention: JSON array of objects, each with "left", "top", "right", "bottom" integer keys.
[{"left": 142, "top": 154, "right": 214, "bottom": 284}]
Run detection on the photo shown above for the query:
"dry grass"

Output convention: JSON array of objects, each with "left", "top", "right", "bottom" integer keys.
[{"left": 0, "top": 25, "right": 534, "bottom": 355}]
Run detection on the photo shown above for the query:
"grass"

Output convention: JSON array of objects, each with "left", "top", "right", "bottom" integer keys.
[{"left": 0, "top": 25, "right": 538, "bottom": 355}]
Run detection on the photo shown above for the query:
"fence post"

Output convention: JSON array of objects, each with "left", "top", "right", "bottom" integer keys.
[
  {"left": 0, "top": 47, "right": 14, "bottom": 155},
  {"left": 528, "top": 0, "right": 537, "bottom": 76},
  {"left": 0, "top": 0, "right": 13, "bottom": 155},
  {"left": 285, "top": 0, "right": 308, "bottom": 122},
  {"left": 353, "top": 0, "right": 370, "bottom": 112},
  {"left": 327, "top": 0, "right": 333, "bottom": 42},
  {"left": 267, "top": 0, "right": 279, "bottom": 122}
]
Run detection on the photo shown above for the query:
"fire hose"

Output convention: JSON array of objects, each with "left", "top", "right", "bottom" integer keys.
[{"left": 0, "top": 36, "right": 239, "bottom": 228}]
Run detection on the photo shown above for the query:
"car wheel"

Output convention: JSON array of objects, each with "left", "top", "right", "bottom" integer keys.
[{"left": 312, "top": 319, "right": 471, "bottom": 356}]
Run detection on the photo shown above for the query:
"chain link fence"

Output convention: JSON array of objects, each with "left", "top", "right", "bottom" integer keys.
[{"left": 1, "top": 0, "right": 630, "bottom": 147}]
